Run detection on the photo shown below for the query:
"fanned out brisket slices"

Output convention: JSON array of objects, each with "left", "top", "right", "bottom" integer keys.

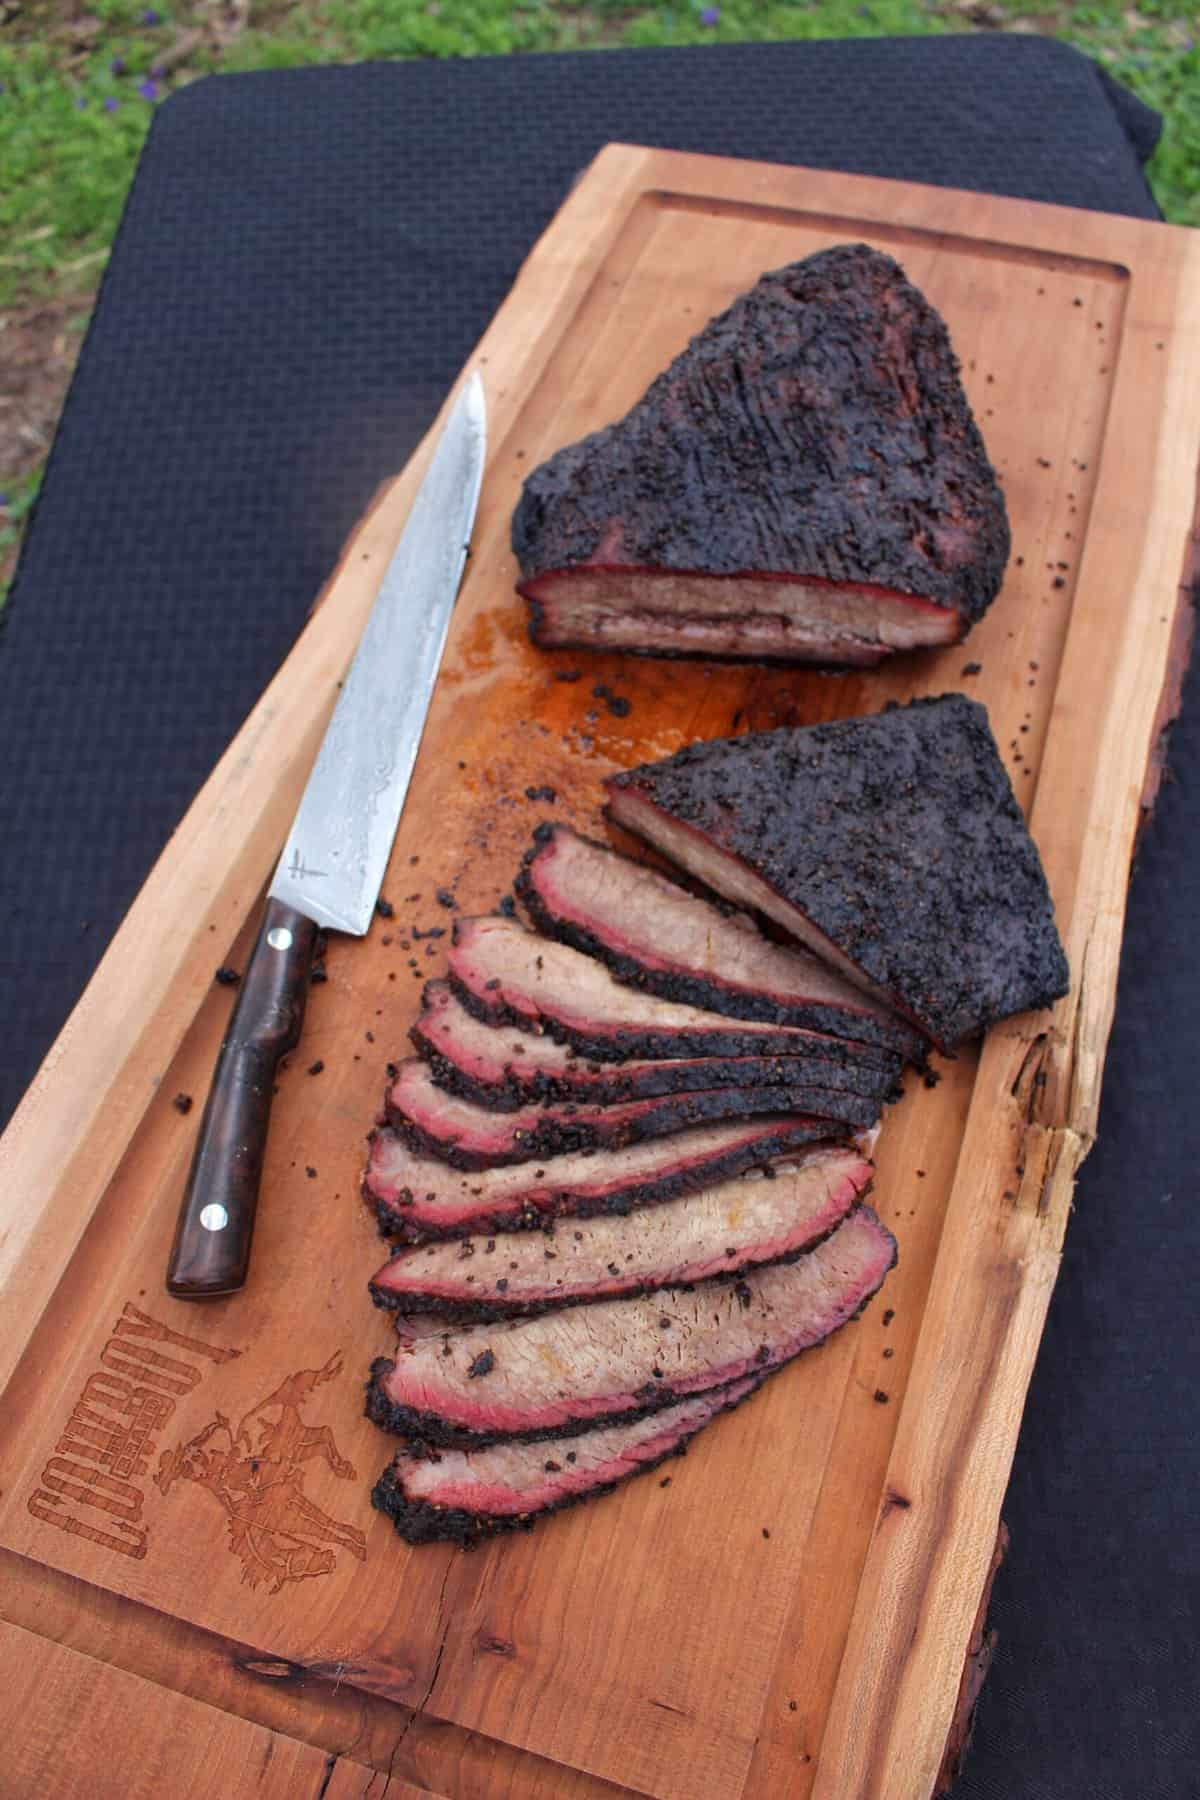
[
  {"left": 517, "top": 822, "right": 923, "bottom": 1059},
  {"left": 370, "top": 1146, "right": 872, "bottom": 1320},
  {"left": 512, "top": 244, "right": 1009, "bottom": 666},
  {"left": 414, "top": 981, "right": 902, "bottom": 1111},
  {"left": 449, "top": 913, "right": 918, "bottom": 1061},
  {"left": 365, "top": 1120, "right": 850, "bottom": 1242},
  {"left": 387, "top": 1056, "right": 876, "bottom": 1171},
  {"left": 373, "top": 1376, "right": 762, "bottom": 1546},
  {"left": 608, "top": 694, "right": 1070, "bottom": 1050},
  {"left": 367, "top": 1203, "right": 896, "bottom": 1446}
]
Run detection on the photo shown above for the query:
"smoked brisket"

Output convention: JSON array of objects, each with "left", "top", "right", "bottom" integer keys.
[
  {"left": 372, "top": 1376, "right": 762, "bottom": 1546},
  {"left": 516, "top": 822, "right": 922, "bottom": 1058},
  {"left": 449, "top": 914, "right": 914, "bottom": 1062},
  {"left": 512, "top": 244, "right": 1009, "bottom": 666},
  {"left": 370, "top": 1147, "right": 872, "bottom": 1319},
  {"left": 414, "top": 980, "right": 901, "bottom": 1111},
  {"left": 364, "top": 1120, "right": 851, "bottom": 1242},
  {"left": 366, "top": 1203, "right": 896, "bottom": 1446},
  {"left": 607, "top": 694, "right": 1069, "bottom": 1049},
  {"left": 387, "top": 1056, "right": 876, "bottom": 1169}
]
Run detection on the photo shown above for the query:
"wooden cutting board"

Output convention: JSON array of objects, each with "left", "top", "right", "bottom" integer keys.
[{"left": 1, "top": 145, "right": 1197, "bottom": 1800}]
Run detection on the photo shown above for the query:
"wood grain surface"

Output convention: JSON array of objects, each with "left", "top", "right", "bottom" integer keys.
[{"left": 1, "top": 145, "right": 1197, "bottom": 1799}]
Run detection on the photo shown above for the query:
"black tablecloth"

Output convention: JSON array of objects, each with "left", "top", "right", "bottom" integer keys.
[{"left": 2, "top": 36, "right": 1195, "bottom": 1798}]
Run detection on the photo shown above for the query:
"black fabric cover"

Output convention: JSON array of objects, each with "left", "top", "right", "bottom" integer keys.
[{"left": 0, "top": 35, "right": 1193, "bottom": 1796}]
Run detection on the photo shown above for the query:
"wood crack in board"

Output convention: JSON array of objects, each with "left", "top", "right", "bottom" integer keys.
[{"left": 372, "top": 1554, "right": 457, "bottom": 1796}]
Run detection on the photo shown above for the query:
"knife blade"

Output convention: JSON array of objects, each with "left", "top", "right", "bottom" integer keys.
[{"left": 166, "top": 373, "right": 487, "bottom": 1299}]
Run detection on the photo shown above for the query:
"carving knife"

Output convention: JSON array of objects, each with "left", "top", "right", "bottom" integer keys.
[{"left": 166, "top": 373, "right": 487, "bottom": 1299}]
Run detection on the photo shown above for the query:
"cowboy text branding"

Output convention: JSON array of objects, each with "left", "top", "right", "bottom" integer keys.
[{"left": 27, "top": 1302, "right": 239, "bottom": 1560}]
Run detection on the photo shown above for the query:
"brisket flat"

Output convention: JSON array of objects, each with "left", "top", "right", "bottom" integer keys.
[
  {"left": 516, "top": 822, "right": 921, "bottom": 1058},
  {"left": 449, "top": 914, "right": 916, "bottom": 1061},
  {"left": 365, "top": 1120, "right": 850, "bottom": 1242},
  {"left": 372, "top": 1376, "right": 762, "bottom": 1546},
  {"left": 387, "top": 1056, "right": 878, "bottom": 1169},
  {"left": 512, "top": 244, "right": 1009, "bottom": 666},
  {"left": 366, "top": 1203, "right": 896, "bottom": 1445},
  {"left": 370, "top": 1146, "right": 872, "bottom": 1319},
  {"left": 607, "top": 694, "right": 1069, "bottom": 1049},
  {"left": 415, "top": 980, "right": 901, "bottom": 1111}
]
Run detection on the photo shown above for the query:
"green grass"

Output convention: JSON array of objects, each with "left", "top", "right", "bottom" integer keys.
[
  {"left": 0, "top": 1, "right": 1197, "bottom": 602},
  {"left": 0, "top": 0, "right": 1195, "bottom": 311}
]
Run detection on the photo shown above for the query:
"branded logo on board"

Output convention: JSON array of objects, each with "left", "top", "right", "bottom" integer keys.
[
  {"left": 27, "top": 1301, "right": 241, "bottom": 1561},
  {"left": 154, "top": 1351, "right": 367, "bottom": 1592}
]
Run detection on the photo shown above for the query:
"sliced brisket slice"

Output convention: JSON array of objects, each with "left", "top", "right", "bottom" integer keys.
[
  {"left": 512, "top": 244, "right": 1008, "bottom": 666},
  {"left": 449, "top": 914, "right": 916, "bottom": 1061},
  {"left": 365, "top": 1119, "right": 845, "bottom": 1242},
  {"left": 415, "top": 980, "right": 901, "bottom": 1111},
  {"left": 370, "top": 1146, "right": 872, "bottom": 1319},
  {"left": 387, "top": 1056, "right": 877, "bottom": 1170},
  {"left": 372, "top": 1375, "right": 762, "bottom": 1546},
  {"left": 516, "top": 822, "right": 921, "bottom": 1059},
  {"left": 366, "top": 1203, "right": 896, "bottom": 1446},
  {"left": 608, "top": 694, "right": 1070, "bottom": 1050}
]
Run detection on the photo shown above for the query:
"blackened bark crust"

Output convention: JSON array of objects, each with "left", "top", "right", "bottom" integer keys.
[
  {"left": 386, "top": 1083, "right": 876, "bottom": 1170},
  {"left": 608, "top": 694, "right": 1069, "bottom": 1049},
  {"left": 512, "top": 244, "right": 1009, "bottom": 635},
  {"left": 515, "top": 823, "right": 920, "bottom": 1060},
  {"left": 370, "top": 1378, "right": 768, "bottom": 1548}
]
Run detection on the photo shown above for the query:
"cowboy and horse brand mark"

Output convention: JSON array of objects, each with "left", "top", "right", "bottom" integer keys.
[
  {"left": 28, "top": 1306, "right": 366, "bottom": 1588},
  {"left": 155, "top": 1353, "right": 367, "bottom": 1592},
  {"left": 28, "top": 1302, "right": 241, "bottom": 1561}
]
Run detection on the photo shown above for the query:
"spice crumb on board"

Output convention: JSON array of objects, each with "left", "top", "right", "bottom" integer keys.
[
  {"left": 214, "top": 966, "right": 241, "bottom": 987},
  {"left": 874, "top": 1390, "right": 890, "bottom": 1404},
  {"left": 375, "top": 897, "right": 394, "bottom": 918},
  {"left": 305, "top": 1166, "right": 317, "bottom": 1179},
  {"left": 172, "top": 1093, "right": 193, "bottom": 1114},
  {"left": 307, "top": 1060, "right": 324, "bottom": 1076}
]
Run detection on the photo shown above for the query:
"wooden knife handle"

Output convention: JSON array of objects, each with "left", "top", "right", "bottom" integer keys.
[{"left": 166, "top": 898, "right": 319, "bottom": 1299}]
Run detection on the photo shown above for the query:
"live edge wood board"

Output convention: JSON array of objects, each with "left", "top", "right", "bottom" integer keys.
[{"left": 1, "top": 146, "right": 1197, "bottom": 1800}]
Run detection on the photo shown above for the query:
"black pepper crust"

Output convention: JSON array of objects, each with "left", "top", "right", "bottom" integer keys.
[
  {"left": 417, "top": 1040, "right": 898, "bottom": 1112},
  {"left": 512, "top": 244, "right": 1009, "bottom": 627},
  {"left": 448, "top": 964, "right": 914, "bottom": 1066},
  {"left": 364, "top": 1119, "right": 853, "bottom": 1243},
  {"left": 385, "top": 1082, "right": 879, "bottom": 1171},
  {"left": 415, "top": 1040, "right": 888, "bottom": 1111},
  {"left": 607, "top": 694, "right": 1069, "bottom": 1050},
  {"left": 370, "top": 1377, "right": 770, "bottom": 1547},
  {"left": 368, "top": 1192, "right": 869, "bottom": 1323},
  {"left": 363, "top": 1248, "right": 894, "bottom": 1451},
  {"left": 514, "top": 823, "right": 921, "bottom": 1061}
]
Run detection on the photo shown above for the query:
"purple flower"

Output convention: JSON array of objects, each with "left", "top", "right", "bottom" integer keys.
[
  {"left": 104, "top": 96, "right": 119, "bottom": 112},
  {"left": 700, "top": 4, "right": 720, "bottom": 22},
  {"left": 76, "top": 96, "right": 88, "bottom": 110},
  {"left": 138, "top": 78, "right": 160, "bottom": 102},
  {"left": 150, "top": 62, "right": 164, "bottom": 78},
  {"left": 141, "top": 8, "right": 161, "bottom": 22},
  {"left": 0, "top": 494, "right": 9, "bottom": 508},
  {"left": 110, "top": 55, "right": 125, "bottom": 74}
]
